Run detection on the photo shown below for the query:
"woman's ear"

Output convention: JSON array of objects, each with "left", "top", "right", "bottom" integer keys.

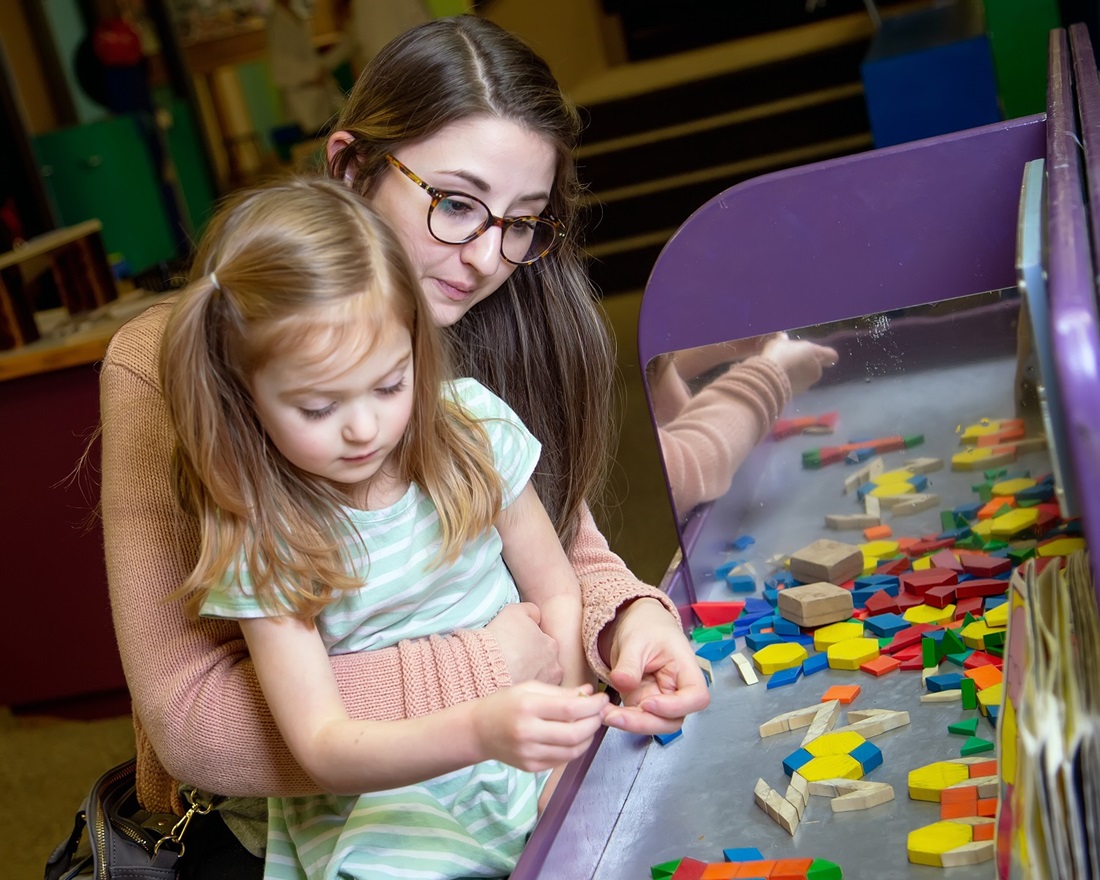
[{"left": 327, "top": 130, "right": 356, "bottom": 181}]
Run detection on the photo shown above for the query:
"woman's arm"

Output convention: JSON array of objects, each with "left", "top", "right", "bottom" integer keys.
[
  {"left": 498, "top": 482, "right": 589, "bottom": 687},
  {"left": 240, "top": 616, "right": 607, "bottom": 795},
  {"left": 100, "top": 307, "right": 545, "bottom": 811}
]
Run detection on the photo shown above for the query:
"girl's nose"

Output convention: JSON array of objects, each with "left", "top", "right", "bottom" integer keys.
[{"left": 343, "top": 406, "right": 377, "bottom": 442}]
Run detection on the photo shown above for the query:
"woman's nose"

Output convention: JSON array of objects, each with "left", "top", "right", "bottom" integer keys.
[{"left": 460, "top": 226, "right": 504, "bottom": 277}]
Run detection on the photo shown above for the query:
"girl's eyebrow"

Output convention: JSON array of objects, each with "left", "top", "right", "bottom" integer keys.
[{"left": 441, "top": 169, "right": 550, "bottom": 204}]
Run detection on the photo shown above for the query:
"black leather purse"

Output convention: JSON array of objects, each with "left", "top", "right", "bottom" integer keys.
[{"left": 44, "top": 757, "right": 218, "bottom": 880}]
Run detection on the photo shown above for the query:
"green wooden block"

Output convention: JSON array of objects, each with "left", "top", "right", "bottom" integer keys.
[
  {"left": 956, "top": 534, "right": 985, "bottom": 550},
  {"left": 984, "top": 630, "right": 1006, "bottom": 648},
  {"left": 983, "top": 539, "right": 1009, "bottom": 552},
  {"left": 803, "top": 449, "right": 822, "bottom": 469},
  {"left": 961, "top": 735, "right": 995, "bottom": 756},
  {"left": 982, "top": 0, "right": 1062, "bottom": 118},
  {"left": 941, "top": 510, "right": 957, "bottom": 531},
  {"left": 945, "top": 651, "right": 973, "bottom": 667},
  {"left": 922, "top": 637, "right": 939, "bottom": 668},
  {"left": 942, "top": 629, "right": 967, "bottom": 656},
  {"left": 1008, "top": 545, "right": 1036, "bottom": 565},
  {"left": 983, "top": 468, "right": 1009, "bottom": 480},
  {"left": 692, "top": 626, "right": 725, "bottom": 643},
  {"left": 949, "top": 716, "right": 980, "bottom": 735},
  {"left": 904, "top": 434, "right": 925, "bottom": 448},
  {"left": 650, "top": 859, "right": 681, "bottom": 879},
  {"left": 807, "top": 858, "right": 844, "bottom": 880},
  {"left": 972, "top": 482, "right": 994, "bottom": 503},
  {"left": 961, "top": 677, "right": 978, "bottom": 709}
]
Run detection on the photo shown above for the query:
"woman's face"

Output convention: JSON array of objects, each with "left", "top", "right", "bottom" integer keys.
[{"left": 339, "top": 116, "right": 558, "bottom": 327}]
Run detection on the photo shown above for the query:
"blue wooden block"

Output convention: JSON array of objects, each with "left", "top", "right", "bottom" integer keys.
[
  {"left": 746, "top": 632, "right": 783, "bottom": 651},
  {"left": 773, "top": 617, "right": 801, "bottom": 636},
  {"left": 953, "top": 501, "right": 983, "bottom": 521},
  {"left": 850, "top": 588, "right": 878, "bottom": 609},
  {"left": 783, "top": 747, "right": 814, "bottom": 777},
  {"left": 767, "top": 666, "right": 803, "bottom": 689},
  {"left": 856, "top": 481, "right": 878, "bottom": 501},
  {"left": 724, "top": 848, "right": 764, "bottom": 863},
  {"left": 864, "top": 612, "right": 910, "bottom": 637},
  {"left": 749, "top": 616, "right": 776, "bottom": 633},
  {"left": 907, "top": 474, "right": 929, "bottom": 492},
  {"left": 852, "top": 740, "right": 884, "bottom": 773},
  {"left": 714, "top": 559, "right": 747, "bottom": 580},
  {"left": 695, "top": 639, "right": 739, "bottom": 662},
  {"left": 725, "top": 574, "right": 756, "bottom": 593},
  {"left": 765, "top": 570, "right": 798, "bottom": 589},
  {"left": 802, "top": 653, "right": 830, "bottom": 676},
  {"left": 763, "top": 587, "right": 780, "bottom": 606},
  {"left": 926, "top": 672, "right": 965, "bottom": 692},
  {"left": 779, "top": 633, "right": 815, "bottom": 648},
  {"left": 744, "top": 598, "right": 772, "bottom": 616},
  {"left": 730, "top": 534, "right": 756, "bottom": 551},
  {"left": 986, "top": 704, "right": 1000, "bottom": 727},
  {"left": 984, "top": 594, "right": 1008, "bottom": 610},
  {"left": 854, "top": 574, "right": 900, "bottom": 595},
  {"left": 653, "top": 729, "right": 683, "bottom": 745}
]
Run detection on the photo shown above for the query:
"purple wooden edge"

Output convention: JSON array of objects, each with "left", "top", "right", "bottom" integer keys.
[{"left": 1054, "top": 27, "right": 1100, "bottom": 602}]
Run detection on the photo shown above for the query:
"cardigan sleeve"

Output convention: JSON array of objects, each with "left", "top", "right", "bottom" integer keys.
[
  {"left": 100, "top": 305, "right": 511, "bottom": 814},
  {"left": 656, "top": 356, "right": 791, "bottom": 515}
]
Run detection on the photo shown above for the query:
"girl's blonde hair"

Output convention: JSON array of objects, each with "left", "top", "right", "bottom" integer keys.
[
  {"left": 161, "top": 177, "right": 502, "bottom": 620},
  {"left": 328, "top": 15, "right": 616, "bottom": 552}
]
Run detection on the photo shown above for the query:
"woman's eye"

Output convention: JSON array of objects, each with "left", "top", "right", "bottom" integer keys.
[
  {"left": 437, "top": 195, "right": 478, "bottom": 217},
  {"left": 300, "top": 404, "right": 335, "bottom": 420}
]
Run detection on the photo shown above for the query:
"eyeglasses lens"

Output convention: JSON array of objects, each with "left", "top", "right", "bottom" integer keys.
[{"left": 429, "top": 195, "right": 557, "bottom": 264}]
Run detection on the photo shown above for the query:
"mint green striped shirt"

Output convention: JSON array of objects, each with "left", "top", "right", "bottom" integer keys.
[{"left": 201, "top": 378, "right": 544, "bottom": 880}]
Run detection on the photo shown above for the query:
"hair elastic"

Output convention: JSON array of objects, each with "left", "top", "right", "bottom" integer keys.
[{"left": 209, "top": 271, "right": 221, "bottom": 292}]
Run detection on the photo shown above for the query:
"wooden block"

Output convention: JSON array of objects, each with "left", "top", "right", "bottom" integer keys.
[
  {"left": 833, "top": 710, "right": 910, "bottom": 738},
  {"left": 843, "top": 456, "right": 885, "bottom": 493},
  {"left": 821, "top": 684, "right": 861, "bottom": 704},
  {"left": 892, "top": 493, "right": 942, "bottom": 516},
  {"left": 800, "top": 698, "right": 842, "bottom": 746},
  {"left": 904, "top": 456, "right": 944, "bottom": 474},
  {"left": 863, "top": 524, "right": 893, "bottom": 541},
  {"left": 829, "top": 779, "right": 895, "bottom": 812},
  {"left": 788, "top": 539, "right": 864, "bottom": 585},
  {"left": 939, "top": 840, "right": 994, "bottom": 867},
  {"left": 777, "top": 581, "right": 854, "bottom": 628},
  {"left": 864, "top": 494, "right": 881, "bottom": 518},
  {"left": 920, "top": 690, "right": 963, "bottom": 703},
  {"left": 825, "top": 512, "right": 882, "bottom": 530},
  {"left": 731, "top": 652, "right": 759, "bottom": 686},
  {"left": 759, "top": 701, "right": 837, "bottom": 738},
  {"left": 754, "top": 778, "right": 800, "bottom": 836},
  {"left": 860, "top": 655, "right": 902, "bottom": 676}
]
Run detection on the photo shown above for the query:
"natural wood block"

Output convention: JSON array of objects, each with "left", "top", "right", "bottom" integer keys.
[
  {"left": 788, "top": 539, "right": 864, "bottom": 584},
  {"left": 777, "top": 581, "right": 854, "bottom": 628}
]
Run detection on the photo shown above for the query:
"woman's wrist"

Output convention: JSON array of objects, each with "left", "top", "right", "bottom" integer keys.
[{"left": 596, "top": 596, "right": 664, "bottom": 667}]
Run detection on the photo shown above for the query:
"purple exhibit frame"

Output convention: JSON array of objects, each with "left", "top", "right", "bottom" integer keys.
[
  {"left": 511, "top": 118, "right": 1047, "bottom": 879},
  {"left": 1061, "top": 25, "right": 1100, "bottom": 601}
]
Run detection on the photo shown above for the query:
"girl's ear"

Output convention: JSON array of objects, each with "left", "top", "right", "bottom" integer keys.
[{"left": 327, "top": 130, "right": 356, "bottom": 182}]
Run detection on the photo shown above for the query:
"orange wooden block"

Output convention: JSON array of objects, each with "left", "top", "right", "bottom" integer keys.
[
  {"left": 942, "top": 800, "right": 979, "bottom": 819},
  {"left": 978, "top": 497, "right": 1016, "bottom": 520},
  {"left": 968, "top": 759, "right": 998, "bottom": 777},
  {"left": 896, "top": 536, "right": 919, "bottom": 551},
  {"left": 700, "top": 864, "right": 740, "bottom": 879},
  {"left": 735, "top": 861, "right": 776, "bottom": 878},
  {"left": 965, "top": 665, "right": 1003, "bottom": 690},
  {"left": 973, "top": 821, "right": 996, "bottom": 841},
  {"left": 978, "top": 798, "right": 998, "bottom": 817},
  {"left": 860, "top": 655, "right": 902, "bottom": 676},
  {"left": 941, "top": 786, "right": 979, "bottom": 805},
  {"left": 863, "top": 524, "right": 893, "bottom": 541},
  {"left": 822, "top": 684, "right": 861, "bottom": 704},
  {"left": 772, "top": 858, "right": 815, "bottom": 879}
]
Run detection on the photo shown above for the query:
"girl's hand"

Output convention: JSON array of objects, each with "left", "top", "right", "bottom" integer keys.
[
  {"left": 599, "top": 598, "right": 710, "bottom": 735},
  {"left": 484, "top": 602, "right": 564, "bottom": 685},
  {"left": 473, "top": 682, "right": 608, "bottom": 772},
  {"left": 761, "top": 332, "right": 839, "bottom": 395}
]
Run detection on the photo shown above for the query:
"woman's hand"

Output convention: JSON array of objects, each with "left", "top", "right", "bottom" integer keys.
[
  {"left": 761, "top": 332, "right": 839, "bottom": 395},
  {"left": 484, "top": 602, "right": 564, "bottom": 685},
  {"left": 474, "top": 682, "right": 609, "bottom": 772},
  {"left": 598, "top": 598, "right": 710, "bottom": 735}
]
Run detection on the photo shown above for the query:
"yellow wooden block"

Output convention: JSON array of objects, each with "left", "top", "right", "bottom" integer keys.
[
  {"left": 908, "top": 761, "right": 972, "bottom": 801},
  {"left": 977, "top": 682, "right": 1004, "bottom": 711},
  {"left": 813, "top": 620, "right": 864, "bottom": 650},
  {"left": 827, "top": 637, "right": 880, "bottom": 670},
  {"left": 1037, "top": 537, "right": 1087, "bottom": 557},
  {"left": 753, "top": 642, "right": 809, "bottom": 675},
  {"left": 912, "top": 555, "right": 933, "bottom": 571},
  {"left": 991, "top": 477, "right": 1037, "bottom": 496},
  {"left": 904, "top": 604, "right": 955, "bottom": 625},
  {"left": 804, "top": 731, "right": 868, "bottom": 757},
  {"left": 907, "top": 821, "right": 974, "bottom": 866},
  {"left": 797, "top": 753, "right": 865, "bottom": 783},
  {"left": 860, "top": 539, "right": 900, "bottom": 558},
  {"left": 961, "top": 619, "right": 999, "bottom": 650},
  {"left": 869, "top": 483, "right": 914, "bottom": 499},
  {"left": 990, "top": 508, "right": 1039, "bottom": 539},
  {"left": 951, "top": 447, "right": 1016, "bottom": 470},
  {"left": 983, "top": 601, "right": 1009, "bottom": 628},
  {"left": 872, "top": 469, "right": 916, "bottom": 485},
  {"left": 970, "top": 519, "right": 995, "bottom": 540}
]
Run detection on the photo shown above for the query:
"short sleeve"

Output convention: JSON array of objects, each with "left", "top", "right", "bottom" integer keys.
[
  {"left": 447, "top": 378, "right": 541, "bottom": 508},
  {"left": 198, "top": 557, "right": 293, "bottom": 621}
]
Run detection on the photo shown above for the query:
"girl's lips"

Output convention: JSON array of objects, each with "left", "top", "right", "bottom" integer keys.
[{"left": 341, "top": 451, "right": 376, "bottom": 463}]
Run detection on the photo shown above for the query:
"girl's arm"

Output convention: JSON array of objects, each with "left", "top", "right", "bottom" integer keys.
[
  {"left": 240, "top": 616, "right": 607, "bottom": 795},
  {"left": 498, "top": 482, "right": 590, "bottom": 688}
]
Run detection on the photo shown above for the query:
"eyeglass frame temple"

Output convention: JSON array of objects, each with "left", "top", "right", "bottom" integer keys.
[{"left": 384, "top": 154, "right": 565, "bottom": 264}]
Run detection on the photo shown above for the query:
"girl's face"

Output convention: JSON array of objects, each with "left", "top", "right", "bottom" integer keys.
[
  {"left": 358, "top": 116, "right": 558, "bottom": 327},
  {"left": 250, "top": 321, "right": 415, "bottom": 505}
]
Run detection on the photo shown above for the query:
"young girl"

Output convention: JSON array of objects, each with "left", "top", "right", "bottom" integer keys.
[{"left": 159, "top": 176, "right": 606, "bottom": 879}]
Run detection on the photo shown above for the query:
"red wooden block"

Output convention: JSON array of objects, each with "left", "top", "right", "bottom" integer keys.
[
  {"left": 941, "top": 786, "right": 979, "bottom": 806},
  {"left": 892, "top": 644, "right": 923, "bottom": 661},
  {"left": 1034, "top": 556, "right": 1062, "bottom": 574},
  {"left": 964, "top": 651, "right": 1003, "bottom": 670},
  {"left": 899, "top": 653, "right": 926, "bottom": 670},
  {"left": 953, "top": 596, "right": 984, "bottom": 619},
  {"left": 923, "top": 584, "right": 959, "bottom": 609},
  {"left": 929, "top": 549, "right": 963, "bottom": 571},
  {"left": 672, "top": 858, "right": 709, "bottom": 880},
  {"left": 900, "top": 568, "right": 960, "bottom": 597},
  {"left": 863, "top": 589, "right": 900, "bottom": 616},
  {"left": 691, "top": 601, "right": 746, "bottom": 627},
  {"left": 905, "top": 537, "right": 956, "bottom": 557},
  {"left": 882, "top": 623, "right": 934, "bottom": 654},
  {"left": 861, "top": 655, "right": 902, "bottom": 676},
  {"left": 896, "top": 593, "right": 926, "bottom": 611},
  {"left": 958, "top": 554, "right": 1012, "bottom": 578},
  {"left": 876, "top": 556, "right": 913, "bottom": 576},
  {"left": 954, "top": 578, "right": 1010, "bottom": 600},
  {"left": 1032, "top": 508, "right": 1060, "bottom": 536}
]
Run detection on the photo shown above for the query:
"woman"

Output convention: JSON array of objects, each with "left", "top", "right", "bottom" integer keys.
[{"left": 100, "top": 15, "right": 707, "bottom": 874}]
